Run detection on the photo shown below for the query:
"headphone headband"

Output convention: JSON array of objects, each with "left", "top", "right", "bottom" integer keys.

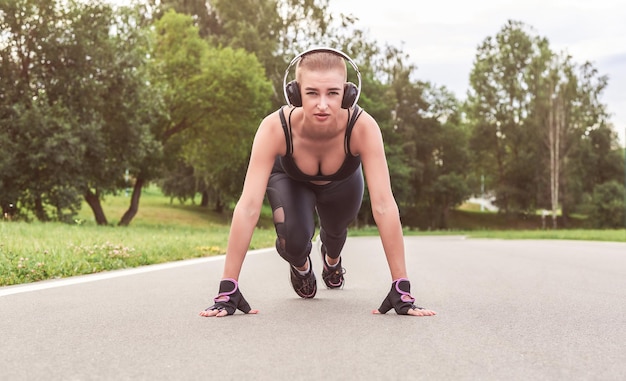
[{"left": 282, "top": 47, "right": 362, "bottom": 108}]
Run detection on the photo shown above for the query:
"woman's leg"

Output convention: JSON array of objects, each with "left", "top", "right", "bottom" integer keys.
[
  {"left": 266, "top": 172, "right": 317, "bottom": 268},
  {"left": 314, "top": 168, "right": 364, "bottom": 259}
]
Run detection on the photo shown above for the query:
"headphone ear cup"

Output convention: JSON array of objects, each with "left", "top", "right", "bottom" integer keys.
[
  {"left": 285, "top": 80, "right": 302, "bottom": 107},
  {"left": 342, "top": 82, "right": 358, "bottom": 109}
]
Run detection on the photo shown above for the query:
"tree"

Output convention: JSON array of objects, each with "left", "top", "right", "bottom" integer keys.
[
  {"left": 529, "top": 50, "right": 614, "bottom": 226},
  {"left": 566, "top": 123, "right": 624, "bottom": 221},
  {"left": 370, "top": 43, "right": 469, "bottom": 229},
  {"left": 205, "top": 0, "right": 347, "bottom": 108},
  {"left": 467, "top": 20, "right": 544, "bottom": 214},
  {"left": 586, "top": 181, "right": 625, "bottom": 228},
  {"left": 1, "top": 0, "right": 83, "bottom": 221},
  {"left": 467, "top": 20, "right": 619, "bottom": 226},
  {"left": 180, "top": 46, "right": 273, "bottom": 211},
  {"left": 408, "top": 84, "right": 470, "bottom": 229},
  {"left": 118, "top": 9, "right": 207, "bottom": 225},
  {"left": 1, "top": 0, "right": 156, "bottom": 223},
  {"left": 118, "top": 10, "right": 272, "bottom": 224},
  {"left": 79, "top": 4, "right": 162, "bottom": 225}
]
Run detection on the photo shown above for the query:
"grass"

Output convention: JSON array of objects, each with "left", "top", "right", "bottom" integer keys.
[
  {"left": 1, "top": 189, "right": 624, "bottom": 286},
  {"left": 351, "top": 225, "right": 626, "bottom": 242},
  {"left": 0, "top": 221, "right": 278, "bottom": 286},
  {"left": 1, "top": 187, "right": 276, "bottom": 286}
]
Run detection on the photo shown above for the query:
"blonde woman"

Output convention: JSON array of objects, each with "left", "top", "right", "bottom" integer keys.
[{"left": 200, "top": 48, "right": 436, "bottom": 317}]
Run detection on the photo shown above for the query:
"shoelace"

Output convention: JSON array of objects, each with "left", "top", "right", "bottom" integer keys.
[
  {"left": 296, "top": 271, "right": 315, "bottom": 293},
  {"left": 323, "top": 266, "right": 345, "bottom": 281}
]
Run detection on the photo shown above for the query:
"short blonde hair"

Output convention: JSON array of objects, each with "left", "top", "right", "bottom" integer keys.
[{"left": 295, "top": 51, "right": 347, "bottom": 83}]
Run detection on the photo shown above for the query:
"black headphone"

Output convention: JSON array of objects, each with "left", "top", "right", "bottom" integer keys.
[{"left": 283, "top": 47, "right": 362, "bottom": 109}]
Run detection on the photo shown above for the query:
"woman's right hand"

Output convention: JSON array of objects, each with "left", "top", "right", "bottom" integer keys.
[{"left": 199, "top": 278, "right": 259, "bottom": 317}]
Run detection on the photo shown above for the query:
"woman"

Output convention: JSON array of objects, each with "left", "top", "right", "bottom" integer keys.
[{"left": 200, "top": 48, "right": 435, "bottom": 317}]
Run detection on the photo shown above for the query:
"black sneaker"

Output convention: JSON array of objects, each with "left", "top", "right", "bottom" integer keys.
[
  {"left": 319, "top": 240, "right": 345, "bottom": 289},
  {"left": 289, "top": 257, "right": 317, "bottom": 298}
]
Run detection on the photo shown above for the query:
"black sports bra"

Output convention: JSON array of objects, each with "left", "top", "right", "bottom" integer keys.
[{"left": 275, "top": 106, "right": 363, "bottom": 182}]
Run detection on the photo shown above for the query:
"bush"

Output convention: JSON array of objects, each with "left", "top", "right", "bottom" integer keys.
[{"left": 587, "top": 181, "right": 625, "bottom": 228}]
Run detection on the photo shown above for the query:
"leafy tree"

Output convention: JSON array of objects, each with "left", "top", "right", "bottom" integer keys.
[
  {"left": 118, "top": 10, "right": 272, "bottom": 224},
  {"left": 566, "top": 123, "right": 625, "bottom": 220},
  {"left": 405, "top": 83, "right": 469, "bottom": 229},
  {"left": 153, "top": 0, "right": 219, "bottom": 38},
  {"left": 371, "top": 44, "right": 469, "bottom": 229},
  {"left": 205, "top": 0, "right": 347, "bottom": 108},
  {"left": 1, "top": 0, "right": 82, "bottom": 221},
  {"left": 467, "top": 20, "right": 620, "bottom": 227},
  {"left": 585, "top": 181, "right": 625, "bottom": 228},
  {"left": 1, "top": 0, "right": 156, "bottom": 223},
  {"left": 524, "top": 43, "right": 617, "bottom": 227},
  {"left": 467, "top": 20, "right": 543, "bottom": 214},
  {"left": 79, "top": 4, "right": 161, "bottom": 225},
  {"left": 180, "top": 46, "right": 273, "bottom": 211}
]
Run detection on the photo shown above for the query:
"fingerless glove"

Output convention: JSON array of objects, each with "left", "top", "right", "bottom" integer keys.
[
  {"left": 204, "top": 278, "right": 253, "bottom": 315},
  {"left": 377, "top": 278, "right": 424, "bottom": 315}
]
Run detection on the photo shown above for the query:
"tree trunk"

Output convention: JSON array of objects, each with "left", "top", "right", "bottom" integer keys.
[
  {"left": 200, "top": 190, "right": 209, "bottom": 207},
  {"left": 548, "top": 90, "right": 563, "bottom": 229},
  {"left": 34, "top": 195, "right": 48, "bottom": 222},
  {"left": 560, "top": 172, "right": 570, "bottom": 228},
  {"left": 119, "top": 175, "right": 145, "bottom": 226},
  {"left": 439, "top": 205, "right": 450, "bottom": 230},
  {"left": 214, "top": 192, "right": 224, "bottom": 213},
  {"left": 84, "top": 189, "right": 108, "bottom": 225},
  {"left": 494, "top": 131, "right": 508, "bottom": 213}
]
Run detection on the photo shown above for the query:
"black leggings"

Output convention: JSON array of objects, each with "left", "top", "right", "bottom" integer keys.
[{"left": 266, "top": 167, "right": 364, "bottom": 268}]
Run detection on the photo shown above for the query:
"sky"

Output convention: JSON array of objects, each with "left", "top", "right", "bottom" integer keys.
[
  {"left": 106, "top": 0, "right": 625, "bottom": 145},
  {"left": 327, "top": 0, "right": 626, "bottom": 145}
]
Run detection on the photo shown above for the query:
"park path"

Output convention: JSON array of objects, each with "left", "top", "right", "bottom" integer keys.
[{"left": 1, "top": 236, "right": 625, "bottom": 380}]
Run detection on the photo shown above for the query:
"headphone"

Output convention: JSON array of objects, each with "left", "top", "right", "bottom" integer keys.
[{"left": 283, "top": 47, "right": 362, "bottom": 109}]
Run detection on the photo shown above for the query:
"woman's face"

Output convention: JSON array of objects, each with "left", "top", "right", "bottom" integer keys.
[{"left": 298, "top": 67, "right": 346, "bottom": 124}]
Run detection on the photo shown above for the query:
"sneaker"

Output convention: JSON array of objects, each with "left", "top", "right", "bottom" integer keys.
[
  {"left": 318, "top": 237, "right": 345, "bottom": 289},
  {"left": 289, "top": 256, "right": 317, "bottom": 298}
]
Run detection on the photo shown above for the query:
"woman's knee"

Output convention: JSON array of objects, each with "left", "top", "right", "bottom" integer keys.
[
  {"left": 275, "top": 233, "right": 311, "bottom": 267},
  {"left": 273, "top": 212, "right": 312, "bottom": 267}
]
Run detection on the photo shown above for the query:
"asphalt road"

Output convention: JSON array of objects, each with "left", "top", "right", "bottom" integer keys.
[{"left": 1, "top": 236, "right": 625, "bottom": 380}]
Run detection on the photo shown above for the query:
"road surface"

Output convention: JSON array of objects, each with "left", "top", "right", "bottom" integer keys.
[{"left": 1, "top": 236, "right": 625, "bottom": 380}]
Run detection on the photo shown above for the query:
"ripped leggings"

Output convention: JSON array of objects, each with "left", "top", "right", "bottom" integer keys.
[{"left": 265, "top": 166, "right": 364, "bottom": 268}]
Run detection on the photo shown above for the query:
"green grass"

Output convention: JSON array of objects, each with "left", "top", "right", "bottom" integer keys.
[
  {"left": 462, "top": 229, "right": 626, "bottom": 241},
  {"left": 1, "top": 187, "right": 276, "bottom": 286},
  {"left": 1, "top": 190, "right": 624, "bottom": 286},
  {"left": 350, "top": 225, "right": 626, "bottom": 242},
  {"left": 0, "top": 221, "right": 277, "bottom": 286},
  {"left": 74, "top": 186, "right": 271, "bottom": 229}
]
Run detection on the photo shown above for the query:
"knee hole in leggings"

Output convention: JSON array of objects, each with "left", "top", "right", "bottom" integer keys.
[
  {"left": 272, "top": 206, "right": 285, "bottom": 224},
  {"left": 273, "top": 207, "right": 286, "bottom": 251},
  {"left": 278, "top": 236, "right": 286, "bottom": 251}
]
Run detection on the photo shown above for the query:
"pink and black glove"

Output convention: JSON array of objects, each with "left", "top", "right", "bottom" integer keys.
[
  {"left": 204, "top": 278, "right": 254, "bottom": 315},
  {"left": 377, "top": 278, "right": 426, "bottom": 315}
]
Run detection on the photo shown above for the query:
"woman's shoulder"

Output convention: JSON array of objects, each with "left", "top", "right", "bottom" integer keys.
[
  {"left": 260, "top": 106, "right": 292, "bottom": 126},
  {"left": 351, "top": 106, "right": 378, "bottom": 132},
  {"left": 253, "top": 108, "right": 289, "bottom": 155},
  {"left": 349, "top": 107, "right": 383, "bottom": 152}
]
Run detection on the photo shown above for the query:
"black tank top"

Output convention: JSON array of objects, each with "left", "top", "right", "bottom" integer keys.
[{"left": 275, "top": 106, "right": 363, "bottom": 182}]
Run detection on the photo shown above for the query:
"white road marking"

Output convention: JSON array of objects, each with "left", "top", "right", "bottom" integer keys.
[{"left": 0, "top": 248, "right": 274, "bottom": 297}]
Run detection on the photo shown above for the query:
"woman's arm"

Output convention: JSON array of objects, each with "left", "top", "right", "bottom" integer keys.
[
  {"left": 353, "top": 111, "right": 437, "bottom": 316},
  {"left": 200, "top": 111, "right": 284, "bottom": 317},
  {"left": 353, "top": 111, "right": 407, "bottom": 280},
  {"left": 222, "top": 112, "right": 284, "bottom": 280}
]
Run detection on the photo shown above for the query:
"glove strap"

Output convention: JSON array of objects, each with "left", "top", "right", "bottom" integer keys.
[
  {"left": 394, "top": 278, "right": 416, "bottom": 304},
  {"left": 214, "top": 278, "right": 238, "bottom": 303}
]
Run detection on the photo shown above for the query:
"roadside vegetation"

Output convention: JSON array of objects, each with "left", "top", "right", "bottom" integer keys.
[
  {"left": 2, "top": 1, "right": 624, "bottom": 231},
  {"left": 1, "top": 189, "right": 624, "bottom": 287},
  {"left": 1, "top": 1, "right": 624, "bottom": 287}
]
